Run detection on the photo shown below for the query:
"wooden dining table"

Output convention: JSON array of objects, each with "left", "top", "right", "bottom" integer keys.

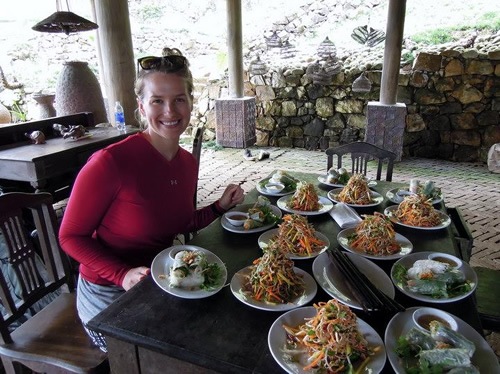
[
  {"left": 88, "top": 171, "right": 484, "bottom": 374},
  {"left": 0, "top": 126, "right": 140, "bottom": 201}
]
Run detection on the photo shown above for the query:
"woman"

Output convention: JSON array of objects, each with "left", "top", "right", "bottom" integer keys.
[{"left": 59, "top": 48, "right": 244, "bottom": 351}]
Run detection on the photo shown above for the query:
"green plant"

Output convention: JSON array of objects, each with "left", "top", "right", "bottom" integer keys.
[
  {"left": 9, "top": 102, "right": 28, "bottom": 122},
  {"left": 137, "top": 4, "right": 165, "bottom": 22},
  {"left": 412, "top": 28, "right": 455, "bottom": 45},
  {"left": 474, "top": 11, "right": 500, "bottom": 32}
]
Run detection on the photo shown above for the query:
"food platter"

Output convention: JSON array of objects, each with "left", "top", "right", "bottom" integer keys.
[
  {"left": 312, "top": 252, "right": 395, "bottom": 310},
  {"left": 151, "top": 245, "right": 227, "bottom": 299},
  {"left": 385, "top": 307, "right": 499, "bottom": 373},
  {"left": 268, "top": 307, "right": 387, "bottom": 374},
  {"left": 327, "top": 188, "right": 384, "bottom": 208},
  {"left": 316, "top": 175, "right": 345, "bottom": 188},
  {"left": 221, "top": 204, "right": 283, "bottom": 234},
  {"left": 390, "top": 251, "right": 477, "bottom": 303},
  {"left": 384, "top": 205, "right": 451, "bottom": 230},
  {"left": 230, "top": 266, "right": 317, "bottom": 312},
  {"left": 256, "top": 181, "right": 294, "bottom": 197},
  {"left": 386, "top": 187, "right": 443, "bottom": 205},
  {"left": 337, "top": 228, "right": 413, "bottom": 260},
  {"left": 258, "top": 228, "right": 330, "bottom": 260},
  {"left": 277, "top": 195, "right": 333, "bottom": 216}
]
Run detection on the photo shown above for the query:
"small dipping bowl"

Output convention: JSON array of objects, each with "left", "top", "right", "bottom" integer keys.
[
  {"left": 224, "top": 211, "right": 249, "bottom": 227},
  {"left": 428, "top": 252, "right": 462, "bottom": 269},
  {"left": 412, "top": 307, "right": 458, "bottom": 332},
  {"left": 264, "top": 182, "right": 285, "bottom": 194}
]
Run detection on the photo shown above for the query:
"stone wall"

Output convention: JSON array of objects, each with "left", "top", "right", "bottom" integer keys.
[{"left": 195, "top": 49, "right": 500, "bottom": 163}]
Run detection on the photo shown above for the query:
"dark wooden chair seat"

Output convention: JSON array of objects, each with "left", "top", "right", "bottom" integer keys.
[
  {"left": 0, "top": 192, "right": 108, "bottom": 373},
  {"left": 325, "top": 141, "right": 397, "bottom": 181}
]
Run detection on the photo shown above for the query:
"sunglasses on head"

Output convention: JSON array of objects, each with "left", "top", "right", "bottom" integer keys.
[{"left": 137, "top": 55, "right": 187, "bottom": 73}]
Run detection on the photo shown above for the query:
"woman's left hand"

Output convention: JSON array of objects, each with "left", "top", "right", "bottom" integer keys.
[{"left": 218, "top": 184, "right": 245, "bottom": 210}]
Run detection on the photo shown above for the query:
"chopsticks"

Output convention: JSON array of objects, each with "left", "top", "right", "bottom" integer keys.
[{"left": 327, "top": 247, "right": 405, "bottom": 314}]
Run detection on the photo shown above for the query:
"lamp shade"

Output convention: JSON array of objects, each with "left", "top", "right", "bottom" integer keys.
[
  {"left": 352, "top": 72, "right": 372, "bottom": 93},
  {"left": 32, "top": 11, "right": 98, "bottom": 35}
]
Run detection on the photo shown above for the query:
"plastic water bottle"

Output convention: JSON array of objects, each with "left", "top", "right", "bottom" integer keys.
[{"left": 114, "top": 101, "right": 125, "bottom": 131}]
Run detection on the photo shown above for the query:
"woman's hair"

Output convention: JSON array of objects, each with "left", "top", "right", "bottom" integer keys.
[{"left": 134, "top": 47, "right": 194, "bottom": 101}]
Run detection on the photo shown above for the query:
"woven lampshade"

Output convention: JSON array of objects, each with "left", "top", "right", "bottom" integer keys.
[{"left": 32, "top": 11, "right": 98, "bottom": 35}]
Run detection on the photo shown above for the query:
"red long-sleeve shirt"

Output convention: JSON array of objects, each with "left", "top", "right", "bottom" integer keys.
[{"left": 59, "top": 133, "right": 219, "bottom": 286}]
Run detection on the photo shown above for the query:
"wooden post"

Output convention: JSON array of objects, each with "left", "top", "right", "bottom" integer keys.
[
  {"left": 380, "top": 0, "right": 407, "bottom": 105},
  {"left": 90, "top": 0, "right": 138, "bottom": 126},
  {"left": 226, "top": 0, "right": 244, "bottom": 98}
]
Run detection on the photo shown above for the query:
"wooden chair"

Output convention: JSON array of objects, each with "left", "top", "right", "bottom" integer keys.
[
  {"left": 325, "top": 141, "right": 397, "bottom": 181},
  {"left": 180, "top": 126, "right": 204, "bottom": 243},
  {"left": 447, "top": 207, "right": 500, "bottom": 331},
  {"left": 0, "top": 192, "right": 108, "bottom": 374}
]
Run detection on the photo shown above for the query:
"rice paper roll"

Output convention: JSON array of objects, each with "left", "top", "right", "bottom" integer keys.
[
  {"left": 407, "top": 279, "right": 448, "bottom": 298},
  {"left": 244, "top": 218, "right": 263, "bottom": 230},
  {"left": 418, "top": 348, "right": 471, "bottom": 370},
  {"left": 405, "top": 328, "right": 437, "bottom": 350},
  {"left": 434, "top": 269, "right": 466, "bottom": 285},
  {"left": 429, "top": 321, "right": 476, "bottom": 357}
]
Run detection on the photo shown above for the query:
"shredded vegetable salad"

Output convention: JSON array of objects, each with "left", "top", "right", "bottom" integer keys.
[
  {"left": 283, "top": 299, "right": 374, "bottom": 373},
  {"left": 270, "top": 214, "right": 327, "bottom": 257},
  {"left": 286, "top": 182, "right": 321, "bottom": 211},
  {"left": 247, "top": 246, "right": 305, "bottom": 304},
  {"left": 348, "top": 212, "right": 401, "bottom": 256},
  {"left": 335, "top": 174, "right": 372, "bottom": 205},
  {"left": 395, "top": 194, "right": 442, "bottom": 227}
]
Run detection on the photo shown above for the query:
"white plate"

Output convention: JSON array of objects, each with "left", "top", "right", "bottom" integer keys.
[
  {"left": 385, "top": 307, "right": 499, "bottom": 374},
  {"left": 277, "top": 195, "right": 334, "bottom": 216},
  {"left": 256, "top": 181, "right": 294, "bottom": 197},
  {"left": 230, "top": 266, "right": 317, "bottom": 312},
  {"left": 151, "top": 245, "right": 227, "bottom": 299},
  {"left": 337, "top": 228, "right": 413, "bottom": 260},
  {"left": 317, "top": 175, "right": 345, "bottom": 188},
  {"left": 269, "top": 307, "right": 387, "bottom": 374},
  {"left": 384, "top": 205, "right": 451, "bottom": 230},
  {"left": 312, "top": 252, "right": 395, "bottom": 310},
  {"left": 221, "top": 204, "right": 283, "bottom": 234},
  {"left": 327, "top": 188, "right": 384, "bottom": 208},
  {"left": 386, "top": 187, "right": 443, "bottom": 205},
  {"left": 390, "top": 251, "right": 477, "bottom": 303},
  {"left": 258, "top": 228, "right": 330, "bottom": 259}
]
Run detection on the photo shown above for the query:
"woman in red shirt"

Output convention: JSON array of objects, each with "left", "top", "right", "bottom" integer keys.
[{"left": 59, "top": 48, "right": 244, "bottom": 351}]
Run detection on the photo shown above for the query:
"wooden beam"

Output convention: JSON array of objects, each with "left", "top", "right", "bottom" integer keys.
[
  {"left": 380, "top": 0, "right": 407, "bottom": 105},
  {"left": 226, "top": 0, "right": 244, "bottom": 98},
  {"left": 90, "top": 0, "right": 137, "bottom": 126}
]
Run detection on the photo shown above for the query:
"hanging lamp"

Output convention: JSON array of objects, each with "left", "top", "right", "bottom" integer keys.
[{"left": 32, "top": 0, "right": 98, "bottom": 35}]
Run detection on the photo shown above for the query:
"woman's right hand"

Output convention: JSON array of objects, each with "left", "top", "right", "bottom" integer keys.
[{"left": 122, "top": 266, "right": 150, "bottom": 291}]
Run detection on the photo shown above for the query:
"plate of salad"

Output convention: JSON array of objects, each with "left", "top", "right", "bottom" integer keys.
[
  {"left": 257, "top": 171, "right": 299, "bottom": 196},
  {"left": 390, "top": 251, "right": 477, "bottom": 303},
  {"left": 230, "top": 248, "right": 317, "bottom": 312},
  {"left": 151, "top": 245, "right": 227, "bottom": 299},
  {"left": 221, "top": 197, "right": 282, "bottom": 234},
  {"left": 268, "top": 300, "right": 386, "bottom": 374},
  {"left": 385, "top": 307, "right": 499, "bottom": 373}
]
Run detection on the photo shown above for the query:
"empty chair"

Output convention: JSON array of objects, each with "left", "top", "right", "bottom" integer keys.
[
  {"left": 0, "top": 192, "right": 108, "bottom": 373},
  {"left": 181, "top": 126, "right": 204, "bottom": 243},
  {"left": 325, "top": 141, "right": 397, "bottom": 181}
]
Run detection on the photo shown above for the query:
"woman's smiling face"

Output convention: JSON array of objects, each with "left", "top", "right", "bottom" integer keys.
[{"left": 138, "top": 72, "right": 193, "bottom": 141}]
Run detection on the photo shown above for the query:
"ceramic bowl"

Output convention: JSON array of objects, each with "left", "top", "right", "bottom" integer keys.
[
  {"left": 412, "top": 307, "right": 458, "bottom": 332},
  {"left": 224, "top": 211, "right": 249, "bottom": 227},
  {"left": 428, "top": 252, "right": 462, "bottom": 269},
  {"left": 264, "top": 182, "right": 285, "bottom": 194}
]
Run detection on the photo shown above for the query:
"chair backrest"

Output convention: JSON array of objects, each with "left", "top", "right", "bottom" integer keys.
[
  {"left": 0, "top": 192, "right": 73, "bottom": 344},
  {"left": 325, "top": 141, "right": 397, "bottom": 181}
]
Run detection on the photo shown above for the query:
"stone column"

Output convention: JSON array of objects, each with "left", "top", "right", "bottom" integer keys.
[{"left": 215, "top": 0, "right": 256, "bottom": 148}]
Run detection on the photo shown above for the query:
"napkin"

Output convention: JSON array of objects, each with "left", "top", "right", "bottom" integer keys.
[{"left": 329, "top": 203, "right": 362, "bottom": 228}]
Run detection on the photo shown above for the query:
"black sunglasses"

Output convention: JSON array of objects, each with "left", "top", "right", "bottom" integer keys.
[{"left": 137, "top": 55, "right": 187, "bottom": 73}]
